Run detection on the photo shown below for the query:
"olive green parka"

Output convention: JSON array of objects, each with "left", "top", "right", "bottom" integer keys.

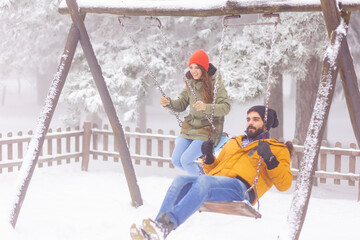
[{"left": 168, "top": 63, "right": 231, "bottom": 144}]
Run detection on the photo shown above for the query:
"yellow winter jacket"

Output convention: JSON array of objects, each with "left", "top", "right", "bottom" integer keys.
[{"left": 203, "top": 135, "right": 292, "bottom": 205}]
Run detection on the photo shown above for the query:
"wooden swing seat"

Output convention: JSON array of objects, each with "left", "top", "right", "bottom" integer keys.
[{"left": 199, "top": 201, "right": 262, "bottom": 219}]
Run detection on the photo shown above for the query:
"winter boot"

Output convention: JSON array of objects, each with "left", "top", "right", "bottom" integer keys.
[
  {"left": 130, "top": 223, "right": 147, "bottom": 240},
  {"left": 141, "top": 213, "right": 174, "bottom": 240}
]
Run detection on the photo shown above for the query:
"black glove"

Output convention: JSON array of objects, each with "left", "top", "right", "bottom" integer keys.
[
  {"left": 257, "top": 141, "right": 279, "bottom": 170},
  {"left": 201, "top": 140, "right": 214, "bottom": 164}
]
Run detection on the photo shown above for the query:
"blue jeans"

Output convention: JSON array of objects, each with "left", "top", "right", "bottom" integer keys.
[
  {"left": 155, "top": 175, "right": 250, "bottom": 229},
  {"left": 171, "top": 137, "right": 204, "bottom": 176}
]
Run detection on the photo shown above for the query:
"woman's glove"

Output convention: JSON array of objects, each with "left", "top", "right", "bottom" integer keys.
[
  {"left": 257, "top": 141, "right": 279, "bottom": 170},
  {"left": 201, "top": 140, "right": 214, "bottom": 164}
]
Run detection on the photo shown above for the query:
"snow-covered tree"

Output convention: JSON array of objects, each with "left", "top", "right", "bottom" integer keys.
[
  {"left": 61, "top": 15, "right": 225, "bottom": 128},
  {"left": 218, "top": 12, "right": 328, "bottom": 140},
  {"left": 0, "top": 0, "right": 70, "bottom": 103}
]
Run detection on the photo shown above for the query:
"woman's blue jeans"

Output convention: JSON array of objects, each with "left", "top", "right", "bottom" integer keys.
[
  {"left": 155, "top": 175, "right": 250, "bottom": 229},
  {"left": 171, "top": 137, "right": 204, "bottom": 176}
]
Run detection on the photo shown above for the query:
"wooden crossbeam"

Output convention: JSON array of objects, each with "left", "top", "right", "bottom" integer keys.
[{"left": 58, "top": 0, "right": 360, "bottom": 16}]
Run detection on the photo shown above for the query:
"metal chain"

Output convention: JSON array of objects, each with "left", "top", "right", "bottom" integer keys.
[
  {"left": 208, "top": 21, "right": 228, "bottom": 141},
  {"left": 118, "top": 17, "right": 183, "bottom": 127},
  {"left": 243, "top": 20, "right": 278, "bottom": 211}
]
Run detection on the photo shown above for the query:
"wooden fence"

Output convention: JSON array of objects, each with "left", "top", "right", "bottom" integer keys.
[{"left": 1, "top": 122, "right": 359, "bottom": 200}]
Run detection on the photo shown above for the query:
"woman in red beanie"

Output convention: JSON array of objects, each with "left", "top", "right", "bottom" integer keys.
[{"left": 160, "top": 49, "right": 231, "bottom": 175}]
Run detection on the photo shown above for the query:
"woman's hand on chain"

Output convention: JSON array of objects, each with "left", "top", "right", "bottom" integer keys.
[
  {"left": 160, "top": 96, "right": 170, "bottom": 107},
  {"left": 193, "top": 100, "right": 206, "bottom": 111}
]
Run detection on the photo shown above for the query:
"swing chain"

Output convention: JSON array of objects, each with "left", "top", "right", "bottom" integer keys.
[
  {"left": 264, "top": 16, "right": 278, "bottom": 125},
  {"left": 118, "top": 16, "right": 183, "bottom": 127},
  {"left": 243, "top": 18, "right": 278, "bottom": 211},
  {"left": 207, "top": 20, "right": 228, "bottom": 141}
]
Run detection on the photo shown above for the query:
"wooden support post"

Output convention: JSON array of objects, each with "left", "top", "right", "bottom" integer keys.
[
  {"left": 322, "top": 2, "right": 360, "bottom": 148},
  {"left": 286, "top": 1, "right": 347, "bottom": 239},
  {"left": 65, "top": 0, "right": 143, "bottom": 207},
  {"left": 9, "top": 24, "right": 80, "bottom": 228}
]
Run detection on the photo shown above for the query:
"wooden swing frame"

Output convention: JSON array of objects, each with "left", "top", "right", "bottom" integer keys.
[{"left": 10, "top": 1, "right": 360, "bottom": 240}]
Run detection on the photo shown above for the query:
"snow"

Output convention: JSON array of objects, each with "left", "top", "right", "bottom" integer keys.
[
  {"left": 0, "top": 161, "right": 359, "bottom": 240},
  {"left": 58, "top": 0, "right": 360, "bottom": 10}
]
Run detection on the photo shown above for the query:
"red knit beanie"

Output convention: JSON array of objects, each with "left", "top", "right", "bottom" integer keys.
[{"left": 188, "top": 49, "right": 209, "bottom": 71}]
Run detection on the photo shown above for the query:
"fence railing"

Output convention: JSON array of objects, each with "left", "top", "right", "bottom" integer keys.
[
  {"left": 1, "top": 122, "right": 359, "bottom": 200},
  {"left": 0, "top": 127, "right": 83, "bottom": 173}
]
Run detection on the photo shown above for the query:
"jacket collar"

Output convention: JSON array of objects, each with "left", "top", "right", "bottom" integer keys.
[{"left": 242, "top": 130, "right": 269, "bottom": 147}]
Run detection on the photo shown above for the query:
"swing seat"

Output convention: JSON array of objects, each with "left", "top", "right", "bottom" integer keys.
[
  {"left": 175, "top": 135, "right": 230, "bottom": 153},
  {"left": 199, "top": 200, "right": 262, "bottom": 219}
]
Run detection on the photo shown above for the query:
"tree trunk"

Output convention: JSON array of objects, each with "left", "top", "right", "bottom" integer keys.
[
  {"left": 295, "top": 56, "right": 322, "bottom": 144},
  {"left": 267, "top": 72, "right": 283, "bottom": 140},
  {"left": 36, "top": 71, "right": 51, "bottom": 105},
  {"left": 137, "top": 100, "right": 147, "bottom": 132}
]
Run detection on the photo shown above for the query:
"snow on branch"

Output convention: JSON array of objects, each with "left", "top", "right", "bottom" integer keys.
[{"left": 58, "top": 0, "right": 360, "bottom": 16}]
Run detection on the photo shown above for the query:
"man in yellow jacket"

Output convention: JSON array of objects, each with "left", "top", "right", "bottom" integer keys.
[{"left": 131, "top": 105, "right": 293, "bottom": 240}]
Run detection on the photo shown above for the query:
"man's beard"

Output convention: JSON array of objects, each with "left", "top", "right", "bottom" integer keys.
[{"left": 247, "top": 125, "right": 265, "bottom": 138}]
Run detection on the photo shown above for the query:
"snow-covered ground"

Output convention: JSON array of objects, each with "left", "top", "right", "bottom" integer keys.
[
  {"left": 1, "top": 66, "right": 360, "bottom": 240},
  {"left": 0, "top": 160, "right": 359, "bottom": 240}
]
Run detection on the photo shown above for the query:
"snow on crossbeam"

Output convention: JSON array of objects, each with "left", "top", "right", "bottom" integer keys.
[{"left": 58, "top": 0, "right": 360, "bottom": 16}]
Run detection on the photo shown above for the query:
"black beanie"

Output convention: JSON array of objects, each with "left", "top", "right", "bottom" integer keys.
[{"left": 247, "top": 105, "right": 279, "bottom": 130}]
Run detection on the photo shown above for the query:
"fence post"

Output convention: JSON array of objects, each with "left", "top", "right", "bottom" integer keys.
[
  {"left": 334, "top": 142, "right": 341, "bottom": 185},
  {"left": 146, "top": 128, "right": 152, "bottom": 166},
  {"left": 158, "top": 129, "right": 164, "bottom": 167},
  {"left": 57, "top": 128, "right": 62, "bottom": 165},
  {"left": 358, "top": 180, "right": 360, "bottom": 202},
  {"left": 0, "top": 133, "right": 2, "bottom": 173},
  {"left": 320, "top": 140, "right": 327, "bottom": 183},
  {"left": 75, "top": 126, "right": 80, "bottom": 162},
  {"left": 7, "top": 132, "right": 13, "bottom": 172},
  {"left": 125, "top": 126, "right": 131, "bottom": 148},
  {"left": 66, "top": 127, "right": 71, "bottom": 164},
  {"left": 169, "top": 130, "right": 175, "bottom": 168},
  {"left": 17, "top": 131, "right": 23, "bottom": 171},
  {"left": 46, "top": 129, "right": 52, "bottom": 167},
  {"left": 349, "top": 143, "right": 356, "bottom": 186},
  {"left": 92, "top": 123, "right": 98, "bottom": 160},
  {"left": 135, "top": 127, "right": 141, "bottom": 165},
  {"left": 82, "top": 122, "right": 91, "bottom": 171},
  {"left": 103, "top": 124, "right": 109, "bottom": 161},
  {"left": 292, "top": 139, "right": 299, "bottom": 181}
]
